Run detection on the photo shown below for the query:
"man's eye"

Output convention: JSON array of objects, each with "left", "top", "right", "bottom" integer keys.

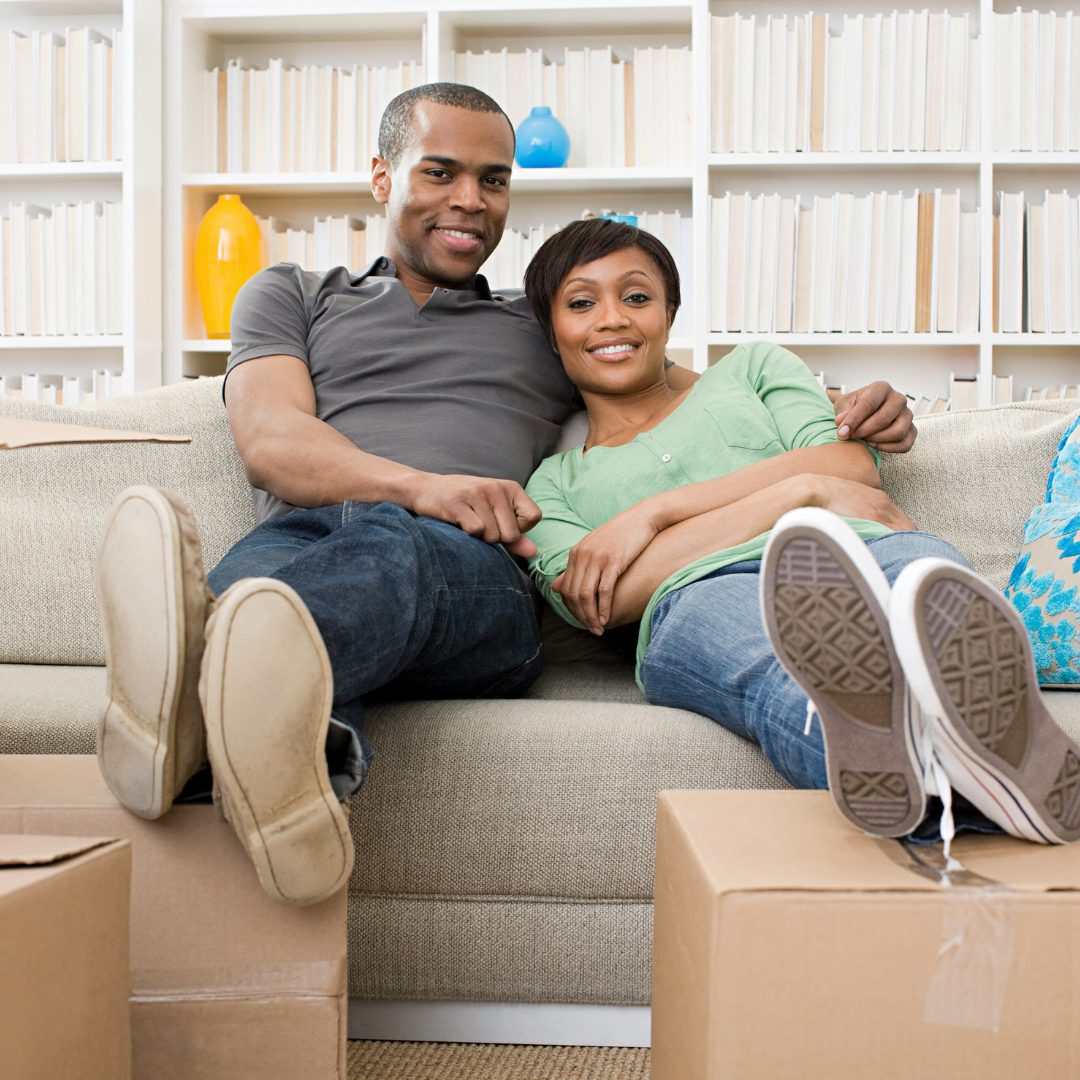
[
  {"left": 427, "top": 169, "right": 449, "bottom": 178},
  {"left": 482, "top": 176, "right": 507, "bottom": 186}
]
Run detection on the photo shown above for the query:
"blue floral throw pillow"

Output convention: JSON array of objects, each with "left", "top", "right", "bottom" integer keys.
[{"left": 1006, "top": 415, "right": 1080, "bottom": 685}]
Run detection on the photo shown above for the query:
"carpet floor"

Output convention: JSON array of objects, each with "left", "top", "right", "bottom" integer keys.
[{"left": 347, "top": 1041, "right": 650, "bottom": 1079}]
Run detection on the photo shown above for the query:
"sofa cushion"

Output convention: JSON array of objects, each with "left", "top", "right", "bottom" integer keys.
[
  {"left": 0, "top": 378, "right": 252, "bottom": 665},
  {"left": 0, "top": 663, "right": 103, "bottom": 753},
  {"left": 879, "top": 399, "right": 1080, "bottom": 589},
  {"left": 1005, "top": 415, "right": 1080, "bottom": 685}
]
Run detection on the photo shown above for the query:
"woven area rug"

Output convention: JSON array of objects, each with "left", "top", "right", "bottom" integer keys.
[{"left": 347, "top": 1041, "right": 650, "bottom": 1079}]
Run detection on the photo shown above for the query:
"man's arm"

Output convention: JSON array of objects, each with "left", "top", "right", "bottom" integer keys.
[
  {"left": 224, "top": 355, "right": 541, "bottom": 556},
  {"left": 665, "top": 365, "right": 917, "bottom": 453}
]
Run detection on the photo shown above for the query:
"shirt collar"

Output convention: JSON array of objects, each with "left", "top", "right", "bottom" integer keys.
[{"left": 355, "top": 256, "right": 494, "bottom": 301}]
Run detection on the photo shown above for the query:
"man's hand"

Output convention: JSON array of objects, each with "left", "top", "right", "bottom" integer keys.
[
  {"left": 407, "top": 473, "right": 541, "bottom": 558},
  {"left": 551, "top": 506, "right": 662, "bottom": 634},
  {"left": 833, "top": 382, "right": 917, "bottom": 453},
  {"left": 803, "top": 474, "right": 918, "bottom": 531}
]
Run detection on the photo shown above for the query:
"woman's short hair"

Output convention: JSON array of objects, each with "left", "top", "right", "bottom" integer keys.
[{"left": 522, "top": 217, "right": 681, "bottom": 349}]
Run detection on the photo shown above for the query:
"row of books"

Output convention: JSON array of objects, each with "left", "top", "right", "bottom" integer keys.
[
  {"left": 0, "top": 27, "right": 123, "bottom": 164},
  {"left": 0, "top": 201, "right": 122, "bottom": 338},
  {"left": 710, "top": 190, "right": 978, "bottom": 335},
  {"left": 995, "top": 191, "right": 1080, "bottom": 333},
  {"left": 0, "top": 370, "right": 121, "bottom": 404},
  {"left": 993, "top": 10, "right": 1080, "bottom": 152},
  {"left": 453, "top": 46, "right": 693, "bottom": 169},
  {"left": 711, "top": 11, "right": 979, "bottom": 153},
  {"left": 251, "top": 213, "right": 388, "bottom": 274},
  {"left": 477, "top": 210, "right": 694, "bottom": 337},
  {"left": 908, "top": 377, "right": 1079, "bottom": 411},
  {"left": 203, "top": 60, "right": 425, "bottom": 174}
]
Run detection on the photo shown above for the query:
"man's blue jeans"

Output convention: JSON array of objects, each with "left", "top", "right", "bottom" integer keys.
[
  {"left": 206, "top": 501, "right": 542, "bottom": 797},
  {"left": 639, "top": 532, "right": 973, "bottom": 790}
]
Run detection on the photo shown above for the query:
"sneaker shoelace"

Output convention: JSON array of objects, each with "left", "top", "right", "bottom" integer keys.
[{"left": 804, "top": 689, "right": 962, "bottom": 871}]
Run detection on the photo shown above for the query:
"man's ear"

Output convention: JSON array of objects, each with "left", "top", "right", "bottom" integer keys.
[{"left": 370, "top": 155, "right": 391, "bottom": 206}]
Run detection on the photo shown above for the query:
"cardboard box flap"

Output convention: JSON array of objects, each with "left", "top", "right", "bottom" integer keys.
[
  {"left": 662, "top": 790, "right": 1080, "bottom": 896},
  {"left": 0, "top": 416, "right": 192, "bottom": 449},
  {"left": 0, "top": 833, "right": 116, "bottom": 866},
  {"left": 950, "top": 831, "right": 1080, "bottom": 890}
]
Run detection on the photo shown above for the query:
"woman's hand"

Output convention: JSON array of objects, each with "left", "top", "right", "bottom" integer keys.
[
  {"left": 552, "top": 505, "right": 664, "bottom": 634},
  {"left": 799, "top": 474, "right": 918, "bottom": 532}
]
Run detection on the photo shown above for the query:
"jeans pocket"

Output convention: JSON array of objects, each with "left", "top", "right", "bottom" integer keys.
[{"left": 342, "top": 500, "right": 379, "bottom": 525}]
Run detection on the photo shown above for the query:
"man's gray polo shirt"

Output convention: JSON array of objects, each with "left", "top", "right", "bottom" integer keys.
[{"left": 226, "top": 257, "right": 580, "bottom": 523}]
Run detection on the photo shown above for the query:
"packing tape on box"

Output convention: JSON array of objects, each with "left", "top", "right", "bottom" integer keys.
[
  {"left": 130, "top": 959, "right": 346, "bottom": 1003},
  {"left": 880, "top": 839, "right": 1016, "bottom": 1033}
]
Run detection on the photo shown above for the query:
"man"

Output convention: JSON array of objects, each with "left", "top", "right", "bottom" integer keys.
[{"left": 95, "top": 83, "right": 917, "bottom": 906}]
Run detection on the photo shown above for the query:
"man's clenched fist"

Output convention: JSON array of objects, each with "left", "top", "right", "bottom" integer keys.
[{"left": 406, "top": 473, "right": 541, "bottom": 557}]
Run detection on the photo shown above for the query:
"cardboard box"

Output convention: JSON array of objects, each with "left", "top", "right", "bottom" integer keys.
[
  {"left": 0, "top": 755, "right": 347, "bottom": 1080},
  {"left": 652, "top": 789, "right": 1080, "bottom": 1080},
  {"left": 0, "top": 834, "right": 131, "bottom": 1080}
]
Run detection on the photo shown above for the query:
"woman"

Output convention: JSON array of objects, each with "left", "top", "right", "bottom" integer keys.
[{"left": 521, "top": 217, "right": 1080, "bottom": 846}]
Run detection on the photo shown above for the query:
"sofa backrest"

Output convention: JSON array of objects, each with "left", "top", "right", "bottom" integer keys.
[
  {"left": 1, "top": 378, "right": 252, "bottom": 665},
  {"left": 1, "top": 381, "right": 1077, "bottom": 666},
  {"left": 879, "top": 398, "right": 1078, "bottom": 591}
]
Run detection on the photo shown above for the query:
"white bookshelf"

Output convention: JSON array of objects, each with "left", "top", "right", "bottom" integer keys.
[
  {"left": 0, "top": 0, "right": 160, "bottom": 397},
  {"left": 160, "top": 0, "right": 1078, "bottom": 404}
]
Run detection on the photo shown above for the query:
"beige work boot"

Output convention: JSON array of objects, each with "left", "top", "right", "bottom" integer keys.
[
  {"left": 199, "top": 577, "right": 354, "bottom": 906},
  {"left": 96, "top": 486, "right": 210, "bottom": 820}
]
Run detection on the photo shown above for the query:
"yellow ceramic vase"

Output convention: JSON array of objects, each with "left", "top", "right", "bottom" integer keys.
[{"left": 194, "top": 194, "right": 263, "bottom": 339}]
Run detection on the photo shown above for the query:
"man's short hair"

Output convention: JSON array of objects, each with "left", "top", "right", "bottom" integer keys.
[
  {"left": 523, "top": 217, "right": 682, "bottom": 350},
  {"left": 378, "top": 83, "right": 515, "bottom": 165}
]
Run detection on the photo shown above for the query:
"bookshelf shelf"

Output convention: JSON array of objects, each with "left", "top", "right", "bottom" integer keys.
[
  {"left": 508, "top": 169, "right": 693, "bottom": 194},
  {"left": 708, "top": 333, "right": 983, "bottom": 347},
  {"left": 0, "top": 163, "right": 124, "bottom": 180},
  {"left": 0, "top": 336, "right": 125, "bottom": 350},
  {"left": 180, "top": 168, "right": 694, "bottom": 196},
  {"left": 0, "top": 0, "right": 161, "bottom": 400},
  {"left": 183, "top": 339, "right": 231, "bottom": 351},
  {"left": 708, "top": 153, "right": 982, "bottom": 168},
  {"left": 183, "top": 173, "right": 375, "bottom": 196},
  {"left": 149, "top": 0, "right": 1080, "bottom": 407},
  {"left": 992, "top": 335, "right": 1080, "bottom": 347}
]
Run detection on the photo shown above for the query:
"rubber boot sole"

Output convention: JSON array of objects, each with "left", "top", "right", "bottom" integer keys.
[
  {"left": 96, "top": 486, "right": 208, "bottom": 819},
  {"left": 199, "top": 577, "right": 354, "bottom": 906}
]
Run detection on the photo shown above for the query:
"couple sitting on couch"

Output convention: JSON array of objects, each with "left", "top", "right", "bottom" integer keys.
[{"left": 94, "top": 82, "right": 1080, "bottom": 909}]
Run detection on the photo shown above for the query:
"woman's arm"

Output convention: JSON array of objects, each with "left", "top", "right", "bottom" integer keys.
[
  {"left": 554, "top": 473, "right": 916, "bottom": 633},
  {"left": 549, "top": 440, "right": 878, "bottom": 632}
]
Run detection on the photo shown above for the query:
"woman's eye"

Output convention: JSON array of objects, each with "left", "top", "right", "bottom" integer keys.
[
  {"left": 624, "top": 292, "right": 651, "bottom": 304},
  {"left": 568, "top": 298, "right": 594, "bottom": 310}
]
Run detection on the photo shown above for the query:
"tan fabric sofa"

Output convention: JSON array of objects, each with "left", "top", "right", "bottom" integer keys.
[{"left": 2, "top": 380, "right": 1079, "bottom": 1009}]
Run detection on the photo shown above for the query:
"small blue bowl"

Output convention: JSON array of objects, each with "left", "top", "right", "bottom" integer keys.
[{"left": 515, "top": 107, "right": 571, "bottom": 169}]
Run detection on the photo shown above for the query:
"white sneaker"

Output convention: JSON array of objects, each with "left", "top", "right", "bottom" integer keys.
[
  {"left": 761, "top": 508, "right": 927, "bottom": 837},
  {"left": 199, "top": 577, "right": 354, "bottom": 905},
  {"left": 96, "top": 487, "right": 210, "bottom": 819},
  {"left": 891, "top": 558, "right": 1080, "bottom": 844}
]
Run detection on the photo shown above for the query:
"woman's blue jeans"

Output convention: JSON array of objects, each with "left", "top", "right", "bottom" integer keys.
[
  {"left": 206, "top": 501, "right": 542, "bottom": 797},
  {"left": 639, "top": 532, "right": 973, "bottom": 790}
]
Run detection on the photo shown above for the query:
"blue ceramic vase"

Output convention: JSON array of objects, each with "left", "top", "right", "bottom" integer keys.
[{"left": 514, "top": 107, "right": 571, "bottom": 168}]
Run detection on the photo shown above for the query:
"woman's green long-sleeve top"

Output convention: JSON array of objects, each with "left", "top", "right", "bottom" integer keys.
[{"left": 524, "top": 341, "right": 892, "bottom": 681}]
